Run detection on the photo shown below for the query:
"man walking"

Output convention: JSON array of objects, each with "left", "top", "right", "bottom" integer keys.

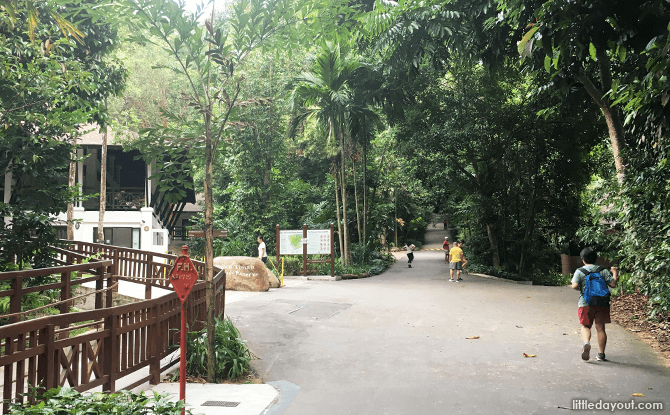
[
  {"left": 571, "top": 247, "right": 619, "bottom": 361},
  {"left": 448, "top": 240, "right": 465, "bottom": 282}
]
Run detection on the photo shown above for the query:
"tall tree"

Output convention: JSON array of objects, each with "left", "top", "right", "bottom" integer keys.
[
  {"left": 505, "top": 0, "right": 670, "bottom": 182},
  {"left": 116, "top": 0, "right": 355, "bottom": 381},
  {"left": 289, "top": 41, "right": 363, "bottom": 265}
]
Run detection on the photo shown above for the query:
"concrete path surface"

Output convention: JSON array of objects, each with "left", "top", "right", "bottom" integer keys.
[{"left": 221, "top": 226, "right": 670, "bottom": 414}]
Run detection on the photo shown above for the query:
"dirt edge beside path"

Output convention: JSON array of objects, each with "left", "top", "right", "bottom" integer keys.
[{"left": 611, "top": 293, "right": 670, "bottom": 365}]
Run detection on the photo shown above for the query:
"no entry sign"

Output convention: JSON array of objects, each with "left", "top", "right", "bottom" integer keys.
[{"left": 169, "top": 247, "right": 199, "bottom": 302}]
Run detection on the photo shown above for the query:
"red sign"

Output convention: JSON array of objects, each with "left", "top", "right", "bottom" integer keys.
[{"left": 169, "top": 249, "right": 199, "bottom": 303}]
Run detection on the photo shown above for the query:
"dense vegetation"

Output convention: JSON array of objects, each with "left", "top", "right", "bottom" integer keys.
[{"left": 2, "top": 0, "right": 670, "bottom": 361}]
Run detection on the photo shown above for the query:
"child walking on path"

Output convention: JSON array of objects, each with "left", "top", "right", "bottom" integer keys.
[
  {"left": 404, "top": 244, "right": 416, "bottom": 268},
  {"left": 449, "top": 241, "right": 466, "bottom": 282},
  {"left": 571, "top": 247, "right": 618, "bottom": 361}
]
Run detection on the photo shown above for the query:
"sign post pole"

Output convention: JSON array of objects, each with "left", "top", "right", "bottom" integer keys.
[
  {"left": 276, "top": 224, "right": 280, "bottom": 269},
  {"left": 168, "top": 245, "right": 200, "bottom": 415},
  {"left": 330, "top": 223, "right": 335, "bottom": 278},
  {"left": 302, "top": 224, "right": 307, "bottom": 276}
]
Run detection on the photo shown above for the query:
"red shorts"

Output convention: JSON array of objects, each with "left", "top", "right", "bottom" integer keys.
[{"left": 578, "top": 306, "right": 611, "bottom": 328}]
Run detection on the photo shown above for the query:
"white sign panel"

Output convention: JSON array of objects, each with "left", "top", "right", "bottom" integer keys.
[
  {"left": 279, "top": 229, "right": 331, "bottom": 255},
  {"left": 307, "top": 229, "right": 331, "bottom": 254},
  {"left": 279, "top": 230, "right": 303, "bottom": 255}
]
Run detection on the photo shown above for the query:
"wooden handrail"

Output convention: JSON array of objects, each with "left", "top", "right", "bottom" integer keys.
[
  {"left": 0, "top": 243, "right": 226, "bottom": 414},
  {"left": 0, "top": 261, "right": 112, "bottom": 281}
]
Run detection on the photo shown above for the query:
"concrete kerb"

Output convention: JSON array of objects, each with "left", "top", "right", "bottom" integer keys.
[
  {"left": 468, "top": 272, "right": 533, "bottom": 285},
  {"left": 148, "top": 382, "right": 280, "bottom": 415}
]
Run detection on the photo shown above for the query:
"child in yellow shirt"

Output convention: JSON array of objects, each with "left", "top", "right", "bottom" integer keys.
[{"left": 449, "top": 241, "right": 466, "bottom": 282}]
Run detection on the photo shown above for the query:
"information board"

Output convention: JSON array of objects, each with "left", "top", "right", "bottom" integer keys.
[
  {"left": 279, "top": 230, "right": 303, "bottom": 255},
  {"left": 307, "top": 229, "right": 331, "bottom": 255},
  {"left": 279, "top": 229, "right": 331, "bottom": 255}
]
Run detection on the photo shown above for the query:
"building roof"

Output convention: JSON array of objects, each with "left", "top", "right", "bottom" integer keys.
[{"left": 77, "top": 124, "right": 136, "bottom": 146}]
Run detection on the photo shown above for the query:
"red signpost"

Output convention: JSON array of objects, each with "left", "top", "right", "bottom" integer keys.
[{"left": 168, "top": 246, "right": 199, "bottom": 415}]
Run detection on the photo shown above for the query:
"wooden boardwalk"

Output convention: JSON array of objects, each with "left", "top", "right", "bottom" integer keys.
[{"left": 0, "top": 242, "right": 225, "bottom": 414}]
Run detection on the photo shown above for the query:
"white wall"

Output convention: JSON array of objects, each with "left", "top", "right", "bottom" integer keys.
[{"left": 54, "top": 207, "right": 169, "bottom": 254}]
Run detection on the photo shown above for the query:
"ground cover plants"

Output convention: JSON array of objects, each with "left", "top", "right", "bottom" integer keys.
[
  {"left": 8, "top": 387, "right": 188, "bottom": 415},
  {"left": 172, "top": 316, "right": 255, "bottom": 382}
]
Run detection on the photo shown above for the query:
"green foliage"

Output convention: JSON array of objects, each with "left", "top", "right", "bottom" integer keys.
[
  {"left": 389, "top": 59, "right": 600, "bottom": 276},
  {"left": 182, "top": 316, "right": 255, "bottom": 381},
  {"left": 0, "top": 0, "right": 126, "bottom": 272},
  {"left": 7, "top": 387, "right": 188, "bottom": 415},
  {"left": 0, "top": 209, "right": 60, "bottom": 270},
  {"left": 610, "top": 273, "right": 636, "bottom": 297},
  {"left": 465, "top": 263, "right": 524, "bottom": 282}
]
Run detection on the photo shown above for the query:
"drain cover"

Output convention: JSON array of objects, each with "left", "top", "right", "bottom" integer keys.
[{"left": 201, "top": 401, "right": 240, "bottom": 407}]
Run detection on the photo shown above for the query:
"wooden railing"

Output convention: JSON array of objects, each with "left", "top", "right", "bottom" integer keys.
[
  {"left": 0, "top": 261, "right": 112, "bottom": 325},
  {"left": 83, "top": 187, "right": 146, "bottom": 211},
  {"left": 0, "top": 242, "right": 225, "bottom": 414},
  {"left": 55, "top": 240, "right": 211, "bottom": 298}
]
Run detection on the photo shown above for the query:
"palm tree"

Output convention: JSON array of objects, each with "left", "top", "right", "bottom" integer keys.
[{"left": 289, "top": 41, "right": 362, "bottom": 265}]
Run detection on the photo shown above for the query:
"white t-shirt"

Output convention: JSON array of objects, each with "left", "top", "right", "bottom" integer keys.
[{"left": 258, "top": 242, "right": 267, "bottom": 259}]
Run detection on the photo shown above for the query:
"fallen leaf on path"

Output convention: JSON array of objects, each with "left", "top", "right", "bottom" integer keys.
[
  {"left": 466, "top": 336, "right": 480, "bottom": 339},
  {"left": 523, "top": 353, "right": 536, "bottom": 357},
  {"left": 632, "top": 393, "right": 645, "bottom": 397}
]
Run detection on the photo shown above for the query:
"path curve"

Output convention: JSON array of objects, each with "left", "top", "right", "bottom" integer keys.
[{"left": 226, "top": 227, "right": 670, "bottom": 414}]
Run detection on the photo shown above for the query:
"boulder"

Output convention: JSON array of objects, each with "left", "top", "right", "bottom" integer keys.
[{"left": 213, "top": 256, "right": 279, "bottom": 291}]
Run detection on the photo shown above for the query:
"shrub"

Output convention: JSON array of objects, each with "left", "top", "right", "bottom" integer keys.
[
  {"left": 182, "top": 316, "right": 254, "bottom": 381},
  {"left": 8, "top": 387, "right": 188, "bottom": 415}
]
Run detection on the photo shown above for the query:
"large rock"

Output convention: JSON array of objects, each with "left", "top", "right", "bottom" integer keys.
[{"left": 213, "top": 256, "right": 279, "bottom": 291}]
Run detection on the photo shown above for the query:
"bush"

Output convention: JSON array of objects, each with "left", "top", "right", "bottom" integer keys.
[
  {"left": 531, "top": 271, "right": 572, "bottom": 286},
  {"left": 8, "top": 387, "right": 188, "bottom": 415},
  {"left": 182, "top": 316, "right": 254, "bottom": 381}
]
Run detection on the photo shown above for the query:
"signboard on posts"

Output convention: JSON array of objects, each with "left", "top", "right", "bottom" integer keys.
[
  {"left": 279, "top": 229, "right": 331, "bottom": 255},
  {"left": 276, "top": 224, "right": 335, "bottom": 278}
]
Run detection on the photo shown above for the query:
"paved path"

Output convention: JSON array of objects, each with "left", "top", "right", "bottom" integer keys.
[{"left": 225, "top": 227, "right": 670, "bottom": 414}]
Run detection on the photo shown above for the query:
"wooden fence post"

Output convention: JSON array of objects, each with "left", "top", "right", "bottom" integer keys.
[
  {"left": 9, "top": 276, "right": 22, "bottom": 324},
  {"left": 36, "top": 327, "right": 47, "bottom": 396},
  {"left": 102, "top": 314, "right": 118, "bottom": 392},
  {"left": 145, "top": 255, "right": 153, "bottom": 300},
  {"left": 44, "top": 325, "right": 56, "bottom": 391},
  {"left": 3, "top": 331, "right": 16, "bottom": 414},
  {"left": 59, "top": 272, "right": 70, "bottom": 340},
  {"left": 106, "top": 270, "right": 114, "bottom": 308},
  {"left": 149, "top": 304, "right": 161, "bottom": 385},
  {"left": 95, "top": 264, "right": 104, "bottom": 310}
]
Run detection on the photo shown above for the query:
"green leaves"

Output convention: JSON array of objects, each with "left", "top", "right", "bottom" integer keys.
[
  {"left": 8, "top": 387, "right": 189, "bottom": 415},
  {"left": 183, "top": 316, "right": 255, "bottom": 381}
]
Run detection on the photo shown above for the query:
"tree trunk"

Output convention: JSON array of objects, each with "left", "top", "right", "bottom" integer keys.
[
  {"left": 203, "top": 112, "right": 216, "bottom": 383},
  {"left": 353, "top": 153, "right": 361, "bottom": 244},
  {"left": 67, "top": 145, "right": 76, "bottom": 241},
  {"left": 486, "top": 223, "right": 501, "bottom": 268},
  {"left": 518, "top": 184, "right": 536, "bottom": 277},
  {"left": 363, "top": 133, "right": 367, "bottom": 245},
  {"left": 472, "top": 158, "right": 501, "bottom": 268},
  {"left": 576, "top": 49, "right": 625, "bottom": 183},
  {"left": 98, "top": 128, "right": 108, "bottom": 244},
  {"left": 333, "top": 167, "right": 344, "bottom": 267},
  {"left": 340, "top": 133, "right": 350, "bottom": 265}
]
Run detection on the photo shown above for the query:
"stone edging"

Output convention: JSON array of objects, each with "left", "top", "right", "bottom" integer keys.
[{"left": 468, "top": 272, "right": 533, "bottom": 285}]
